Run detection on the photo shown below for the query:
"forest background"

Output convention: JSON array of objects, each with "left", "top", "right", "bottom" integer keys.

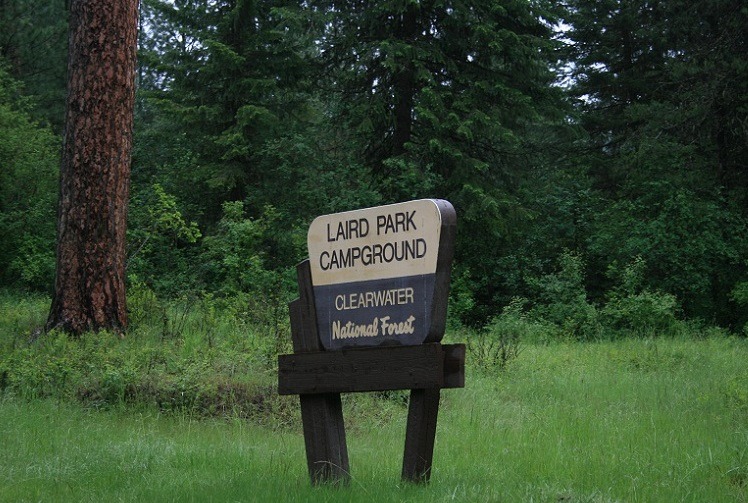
[{"left": 1, "top": 0, "right": 747, "bottom": 340}]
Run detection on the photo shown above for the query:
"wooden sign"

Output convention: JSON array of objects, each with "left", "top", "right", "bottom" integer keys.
[
  {"left": 278, "top": 199, "right": 464, "bottom": 485},
  {"left": 307, "top": 199, "right": 455, "bottom": 349}
]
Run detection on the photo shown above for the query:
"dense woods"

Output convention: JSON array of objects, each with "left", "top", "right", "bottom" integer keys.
[{"left": 1, "top": 0, "right": 746, "bottom": 336}]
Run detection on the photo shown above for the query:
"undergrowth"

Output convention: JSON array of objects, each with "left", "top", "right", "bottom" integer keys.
[
  {"left": 0, "top": 289, "right": 294, "bottom": 424},
  {"left": 0, "top": 285, "right": 742, "bottom": 426},
  {"left": 0, "top": 289, "right": 415, "bottom": 428}
]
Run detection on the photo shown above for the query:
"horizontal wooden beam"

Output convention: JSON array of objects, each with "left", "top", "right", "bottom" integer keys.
[
  {"left": 278, "top": 343, "right": 465, "bottom": 395},
  {"left": 442, "top": 343, "right": 465, "bottom": 389}
]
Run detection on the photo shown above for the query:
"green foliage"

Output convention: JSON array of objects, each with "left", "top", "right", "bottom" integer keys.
[
  {"left": 248, "top": 131, "right": 382, "bottom": 247},
  {"left": 563, "top": 0, "right": 748, "bottom": 328},
  {"left": 587, "top": 188, "right": 746, "bottom": 323},
  {"left": 137, "top": 0, "right": 317, "bottom": 224},
  {"left": 730, "top": 281, "right": 748, "bottom": 335},
  {"left": 499, "top": 253, "right": 689, "bottom": 341},
  {"left": 601, "top": 291, "right": 680, "bottom": 338},
  {"left": 468, "top": 300, "right": 532, "bottom": 373},
  {"left": 0, "top": 62, "right": 59, "bottom": 291},
  {"left": 0, "top": 1, "right": 68, "bottom": 130},
  {"left": 731, "top": 282, "right": 748, "bottom": 306},
  {"left": 200, "top": 201, "right": 296, "bottom": 299},
  {"left": 446, "top": 266, "right": 477, "bottom": 329},
  {"left": 0, "top": 292, "right": 291, "bottom": 421},
  {"left": 527, "top": 251, "right": 603, "bottom": 341},
  {"left": 601, "top": 257, "right": 681, "bottom": 337},
  {"left": 3, "top": 0, "right": 748, "bottom": 335},
  {"left": 309, "top": 0, "right": 570, "bottom": 326},
  {"left": 127, "top": 183, "right": 201, "bottom": 291},
  {"left": 126, "top": 278, "right": 164, "bottom": 330}
]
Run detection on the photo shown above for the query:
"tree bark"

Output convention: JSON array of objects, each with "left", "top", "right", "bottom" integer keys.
[{"left": 46, "top": 0, "right": 138, "bottom": 335}]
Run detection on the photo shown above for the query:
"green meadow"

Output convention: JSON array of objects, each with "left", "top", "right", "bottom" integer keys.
[{"left": 2, "top": 334, "right": 746, "bottom": 502}]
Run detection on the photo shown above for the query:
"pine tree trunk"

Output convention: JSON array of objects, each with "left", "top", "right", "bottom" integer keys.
[{"left": 46, "top": 0, "right": 138, "bottom": 335}]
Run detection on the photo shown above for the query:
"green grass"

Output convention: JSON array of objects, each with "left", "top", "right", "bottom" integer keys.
[
  {"left": 439, "top": 337, "right": 748, "bottom": 502},
  {"left": 2, "top": 337, "right": 746, "bottom": 502}
]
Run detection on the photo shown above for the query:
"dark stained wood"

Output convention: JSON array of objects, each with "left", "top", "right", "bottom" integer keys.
[
  {"left": 294, "top": 261, "right": 323, "bottom": 352},
  {"left": 402, "top": 388, "right": 441, "bottom": 482},
  {"left": 288, "top": 298, "right": 304, "bottom": 353},
  {"left": 442, "top": 343, "right": 466, "bottom": 389},
  {"left": 291, "top": 260, "right": 350, "bottom": 485},
  {"left": 300, "top": 393, "right": 349, "bottom": 485},
  {"left": 283, "top": 214, "right": 461, "bottom": 485},
  {"left": 278, "top": 343, "right": 466, "bottom": 395},
  {"left": 425, "top": 200, "right": 457, "bottom": 343},
  {"left": 279, "top": 344, "right": 444, "bottom": 394}
]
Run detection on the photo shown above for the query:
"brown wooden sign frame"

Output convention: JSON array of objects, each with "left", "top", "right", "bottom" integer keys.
[{"left": 278, "top": 200, "right": 464, "bottom": 484}]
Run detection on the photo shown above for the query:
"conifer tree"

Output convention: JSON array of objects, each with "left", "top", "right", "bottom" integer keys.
[{"left": 47, "top": 0, "right": 139, "bottom": 334}]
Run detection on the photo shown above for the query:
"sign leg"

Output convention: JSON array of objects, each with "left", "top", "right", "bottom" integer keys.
[
  {"left": 291, "top": 261, "right": 350, "bottom": 485},
  {"left": 300, "top": 393, "right": 350, "bottom": 485},
  {"left": 402, "top": 388, "right": 441, "bottom": 482}
]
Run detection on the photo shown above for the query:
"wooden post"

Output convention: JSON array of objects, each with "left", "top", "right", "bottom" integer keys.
[
  {"left": 290, "top": 261, "right": 349, "bottom": 485},
  {"left": 402, "top": 388, "right": 441, "bottom": 482}
]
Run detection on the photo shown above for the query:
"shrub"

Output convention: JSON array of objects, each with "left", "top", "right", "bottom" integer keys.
[
  {"left": 126, "top": 183, "right": 202, "bottom": 295},
  {"left": 601, "top": 290, "right": 680, "bottom": 337},
  {"left": 730, "top": 281, "right": 748, "bottom": 335},
  {"left": 468, "top": 299, "right": 532, "bottom": 372},
  {"left": 601, "top": 257, "right": 682, "bottom": 337},
  {"left": 527, "top": 251, "right": 603, "bottom": 341},
  {"left": 0, "top": 292, "right": 294, "bottom": 423},
  {"left": 0, "top": 67, "right": 59, "bottom": 291}
]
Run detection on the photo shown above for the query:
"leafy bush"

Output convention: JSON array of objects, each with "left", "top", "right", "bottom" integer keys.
[
  {"left": 126, "top": 183, "right": 202, "bottom": 294},
  {"left": 126, "top": 277, "right": 163, "bottom": 330},
  {"left": 199, "top": 201, "right": 273, "bottom": 295},
  {"left": 0, "top": 65, "right": 59, "bottom": 291},
  {"left": 199, "top": 201, "right": 297, "bottom": 332},
  {"left": 510, "top": 253, "right": 693, "bottom": 340},
  {"left": 447, "top": 265, "right": 477, "bottom": 329},
  {"left": 468, "top": 299, "right": 534, "bottom": 372},
  {"left": 601, "top": 257, "right": 682, "bottom": 337},
  {"left": 587, "top": 189, "right": 748, "bottom": 324},
  {"left": 730, "top": 281, "right": 748, "bottom": 335},
  {"left": 601, "top": 290, "right": 680, "bottom": 337},
  {"left": 527, "top": 251, "right": 603, "bottom": 341}
]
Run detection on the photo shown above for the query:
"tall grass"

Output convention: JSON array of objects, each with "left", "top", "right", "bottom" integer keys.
[
  {"left": 2, "top": 336, "right": 746, "bottom": 502},
  {"left": 436, "top": 337, "right": 748, "bottom": 502}
]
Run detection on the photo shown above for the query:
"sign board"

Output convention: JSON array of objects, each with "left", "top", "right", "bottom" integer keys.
[
  {"left": 279, "top": 199, "right": 462, "bottom": 484},
  {"left": 307, "top": 199, "right": 455, "bottom": 350}
]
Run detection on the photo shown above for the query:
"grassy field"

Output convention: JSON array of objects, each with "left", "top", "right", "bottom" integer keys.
[{"left": 2, "top": 336, "right": 746, "bottom": 502}]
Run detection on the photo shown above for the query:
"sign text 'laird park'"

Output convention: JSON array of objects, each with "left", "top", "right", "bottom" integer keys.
[{"left": 307, "top": 199, "right": 455, "bottom": 350}]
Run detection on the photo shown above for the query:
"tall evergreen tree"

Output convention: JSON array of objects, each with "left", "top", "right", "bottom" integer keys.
[
  {"left": 137, "top": 0, "right": 315, "bottom": 221},
  {"left": 311, "top": 0, "right": 569, "bottom": 322},
  {"left": 47, "top": 0, "right": 139, "bottom": 334},
  {"left": 563, "top": 0, "right": 748, "bottom": 325},
  {"left": 133, "top": 0, "right": 381, "bottom": 292}
]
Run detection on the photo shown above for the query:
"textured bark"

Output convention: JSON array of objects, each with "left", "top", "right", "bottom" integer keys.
[{"left": 46, "top": 0, "right": 138, "bottom": 335}]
